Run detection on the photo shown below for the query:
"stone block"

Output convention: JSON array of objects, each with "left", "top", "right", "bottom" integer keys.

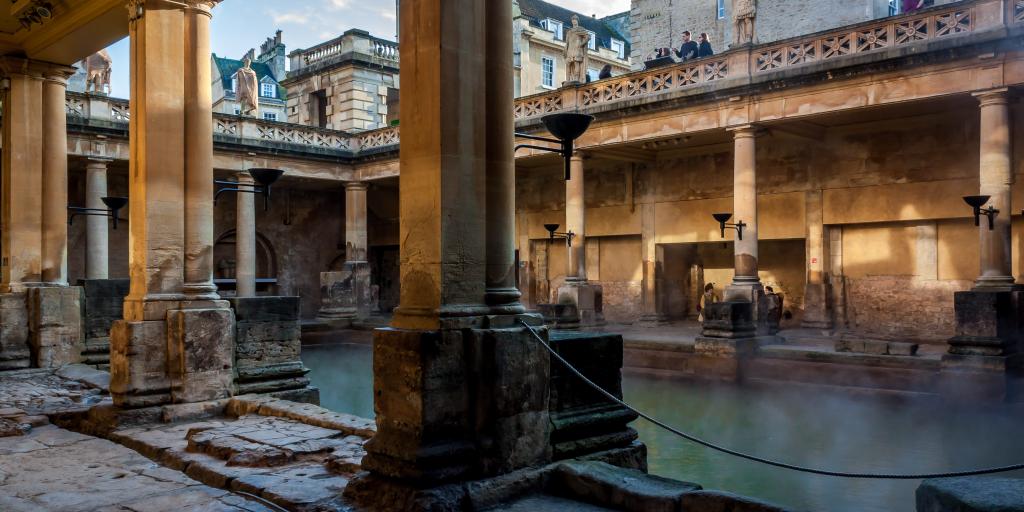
[
  {"left": 679, "top": 490, "right": 792, "bottom": 512},
  {"left": 361, "top": 327, "right": 477, "bottom": 484},
  {"left": 229, "top": 296, "right": 299, "bottom": 322},
  {"left": 554, "top": 282, "right": 604, "bottom": 328},
  {"left": 230, "top": 297, "right": 309, "bottom": 394},
  {"left": 862, "top": 339, "right": 889, "bottom": 355},
  {"left": 0, "top": 293, "right": 30, "bottom": 369},
  {"left": 468, "top": 327, "right": 551, "bottom": 475},
  {"left": 700, "top": 301, "right": 755, "bottom": 339},
  {"left": 166, "top": 308, "right": 235, "bottom": 404},
  {"left": 888, "top": 342, "right": 919, "bottom": 356},
  {"left": 948, "top": 291, "right": 1021, "bottom": 357},
  {"left": 917, "top": 477, "right": 1024, "bottom": 512},
  {"left": 28, "top": 286, "right": 83, "bottom": 368},
  {"left": 319, "top": 263, "right": 372, "bottom": 321},
  {"left": 110, "top": 320, "right": 171, "bottom": 408},
  {"left": 551, "top": 461, "right": 701, "bottom": 512}
]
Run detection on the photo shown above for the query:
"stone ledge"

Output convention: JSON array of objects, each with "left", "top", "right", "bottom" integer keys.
[
  {"left": 917, "top": 477, "right": 1024, "bottom": 512},
  {"left": 551, "top": 460, "right": 701, "bottom": 512},
  {"left": 227, "top": 394, "right": 375, "bottom": 437}
]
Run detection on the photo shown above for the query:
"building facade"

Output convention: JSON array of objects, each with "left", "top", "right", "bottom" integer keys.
[
  {"left": 282, "top": 29, "right": 400, "bottom": 132},
  {"left": 514, "top": 0, "right": 632, "bottom": 97},
  {"left": 628, "top": 0, "right": 956, "bottom": 66},
  {"left": 211, "top": 31, "right": 288, "bottom": 121}
]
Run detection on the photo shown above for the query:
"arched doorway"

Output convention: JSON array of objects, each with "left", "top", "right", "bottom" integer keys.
[{"left": 214, "top": 229, "right": 279, "bottom": 296}]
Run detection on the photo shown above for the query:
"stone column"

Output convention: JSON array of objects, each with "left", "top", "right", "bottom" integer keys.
[
  {"left": 183, "top": 0, "right": 218, "bottom": 299},
  {"left": 728, "top": 125, "right": 761, "bottom": 295},
  {"left": 41, "top": 70, "right": 73, "bottom": 285},
  {"left": 85, "top": 160, "right": 111, "bottom": 280},
  {"left": 112, "top": 0, "right": 232, "bottom": 408},
  {"left": 345, "top": 182, "right": 368, "bottom": 262},
  {"left": 484, "top": 0, "right": 523, "bottom": 312},
  {"left": 566, "top": 152, "right": 587, "bottom": 281},
  {"left": 0, "top": 63, "right": 45, "bottom": 292},
  {"left": 352, "top": 0, "right": 551, "bottom": 499},
  {"left": 802, "top": 189, "right": 831, "bottom": 329},
  {"left": 235, "top": 172, "right": 256, "bottom": 298},
  {"left": 973, "top": 89, "right": 1014, "bottom": 290}
]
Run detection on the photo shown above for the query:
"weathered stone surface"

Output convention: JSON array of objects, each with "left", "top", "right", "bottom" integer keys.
[
  {"left": 56, "top": 364, "right": 111, "bottom": 390},
  {"left": 28, "top": 286, "right": 83, "bottom": 368},
  {"left": 488, "top": 494, "right": 616, "bottom": 511},
  {"left": 318, "top": 263, "right": 372, "bottom": 322},
  {"left": 78, "top": 279, "right": 129, "bottom": 368},
  {"left": 552, "top": 461, "right": 701, "bottom": 512},
  {"left": 227, "top": 395, "right": 374, "bottom": 437},
  {"left": 917, "top": 477, "right": 1024, "bottom": 512},
  {"left": 0, "top": 417, "right": 30, "bottom": 437},
  {"left": 678, "top": 490, "right": 792, "bottom": 512},
  {"left": 229, "top": 297, "right": 310, "bottom": 395},
  {"left": 110, "top": 320, "right": 172, "bottom": 408},
  {"left": 166, "top": 308, "right": 235, "bottom": 404},
  {"left": 0, "top": 293, "right": 30, "bottom": 370},
  {"left": 700, "top": 301, "right": 756, "bottom": 339}
]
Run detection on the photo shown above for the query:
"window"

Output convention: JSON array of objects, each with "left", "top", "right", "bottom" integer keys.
[
  {"left": 263, "top": 112, "right": 278, "bottom": 121},
  {"left": 889, "top": 0, "right": 899, "bottom": 15},
  {"left": 587, "top": 68, "right": 600, "bottom": 82},
  {"left": 587, "top": 30, "right": 597, "bottom": 51},
  {"left": 233, "top": 107, "right": 241, "bottom": 115},
  {"left": 717, "top": 0, "right": 726, "bottom": 19},
  {"left": 541, "top": 56, "right": 555, "bottom": 88},
  {"left": 260, "top": 83, "right": 276, "bottom": 98},
  {"left": 541, "top": 18, "right": 564, "bottom": 40},
  {"left": 231, "top": 76, "right": 238, "bottom": 92},
  {"left": 610, "top": 39, "right": 625, "bottom": 60}
]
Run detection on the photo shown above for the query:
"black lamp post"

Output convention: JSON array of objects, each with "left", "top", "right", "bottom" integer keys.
[
  {"left": 545, "top": 223, "right": 579, "bottom": 278},
  {"left": 515, "top": 113, "right": 594, "bottom": 181},
  {"left": 712, "top": 212, "right": 746, "bottom": 241},
  {"left": 215, "top": 168, "right": 284, "bottom": 211},
  {"left": 964, "top": 195, "right": 997, "bottom": 230},
  {"left": 68, "top": 196, "right": 128, "bottom": 230}
]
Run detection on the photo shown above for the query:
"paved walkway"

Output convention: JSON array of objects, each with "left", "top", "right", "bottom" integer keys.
[{"left": 0, "top": 424, "right": 274, "bottom": 511}]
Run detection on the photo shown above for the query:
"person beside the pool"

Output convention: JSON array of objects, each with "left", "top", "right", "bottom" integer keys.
[{"left": 697, "top": 283, "right": 718, "bottom": 322}]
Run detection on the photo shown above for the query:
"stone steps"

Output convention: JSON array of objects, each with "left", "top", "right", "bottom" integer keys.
[{"left": 487, "top": 494, "right": 616, "bottom": 511}]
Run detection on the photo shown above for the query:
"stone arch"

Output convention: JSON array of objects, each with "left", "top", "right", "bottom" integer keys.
[{"left": 214, "top": 229, "right": 279, "bottom": 295}]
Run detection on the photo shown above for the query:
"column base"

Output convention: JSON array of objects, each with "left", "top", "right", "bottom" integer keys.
[
  {"left": 546, "top": 281, "right": 604, "bottom": 329},
  {"left": 724, "top": 282, "right": 780, "bottom": 335},
  {"left": 362, "top": 314, "right": 551, "bottom": 486},
  {"left": 318, "top": 263, "right": 372, "bottom": 324},
  {"left": 112, "top": 301, "right": 235, "bottom": 408},
  {"left": 940, "top": 289, "right": 1024, "bottom": 403}
]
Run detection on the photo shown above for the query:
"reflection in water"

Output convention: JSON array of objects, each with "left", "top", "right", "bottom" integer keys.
[{"left": 303, "top": 342, "right": 1024, "bottom": 512}]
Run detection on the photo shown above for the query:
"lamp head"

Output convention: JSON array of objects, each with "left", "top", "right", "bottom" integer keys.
[
  {"left": 249, "top": 168, "right": 284, "bottom": 188},
  {"left": 963, "top": 195, "right": 991, "bottom": 209},
  {"left": 101, "top": 196, "right": 128, "bottom": 211},
  {"left": 542, "top": 113, "right": 594, "bottom": 143},
  {"left": 712, "top": 213, "right": 733, "bottom": 224},
  {"left": 544, "top": 224, "right": 560, "bottom": 239}
]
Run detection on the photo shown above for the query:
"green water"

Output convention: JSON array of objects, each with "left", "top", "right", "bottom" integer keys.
[{"left": 302, "top": 342, "right": 1024, "bottom": 512}]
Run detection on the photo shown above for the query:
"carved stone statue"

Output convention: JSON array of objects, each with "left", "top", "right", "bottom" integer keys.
[
  {"left": 733, "top": 0, "right": 757, "bottom": 46},
  {"left": 564, "top": 15, "right": 590, "bottom": 85},
  {"left": 85, "top": 50, "right": 112, "bottom": 95},
  {"left": 236, "top": 57, "right": 260, "bottom": 117}
]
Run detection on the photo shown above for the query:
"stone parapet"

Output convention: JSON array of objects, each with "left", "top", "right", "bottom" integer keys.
[
  {"left": 551, "top": 281, "right": 605, "bottom": 329},
  {"left": 228, "top": 296, "right": 311, "bottom": 395},
  {"left": 941, "top": 290, "right": 1024, "bottom": 402}
]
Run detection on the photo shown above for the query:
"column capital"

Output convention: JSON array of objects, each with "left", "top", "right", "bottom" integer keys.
[
  {"left": 728, "top": 124, "right": 764, "bottom": 138},
  {"left": 235, "top": 170, "right": 255, "bottom": 182},
  {"left": 345, "top": 181, "right": 369, "bottom": 192},
  {"left": 0, "top": 57, "right": 74, "bottom": 81},
  {"left": 86, "top": 158, "right": 114, "bottom": 168},
  {"left": 183, "top": 0, "right": 220, "bottom": 17},
  {"left": 571, "top": 150, "right": 592, "bottom": 160},
  {"left": 128, "top": 0, "right": 220, "bottom": 20},
  {"left": 973, "top": 87, "right": 1011, "bottom": 107}
]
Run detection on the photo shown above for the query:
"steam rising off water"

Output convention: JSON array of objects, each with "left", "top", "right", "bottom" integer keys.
[{"left": 303, "top": 342, "right": 1024, "bottom": 512}]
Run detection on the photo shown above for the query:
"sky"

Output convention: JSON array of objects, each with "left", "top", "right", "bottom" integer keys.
[{"left": 104, "top": 0, "right": 631, "bottom": 97}]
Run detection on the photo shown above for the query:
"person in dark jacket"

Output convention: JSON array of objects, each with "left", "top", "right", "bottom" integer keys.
[
  {"left": 674, "top": 31, "right": 698, "bottom": 61},
  {"left": 901, "top": 0, "right": 925, "bottom": 13},
  {"left": 697, "top": 33, "right": 714, "bottom": 58},
  {"left": 598, "top": 64, "right": 613, "bottom": 80}
]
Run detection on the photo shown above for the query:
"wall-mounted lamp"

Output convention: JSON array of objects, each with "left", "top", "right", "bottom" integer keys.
[
  {"left": 544, "top": 223, "right": 576, "bottom": 247},
  {"left": 215, "top": 168, "right": 284, "bottom": 211},
  {"left": 713, "top": 212, "right": 746, "bottom": 241},
  {"left": 515, "top": 113, "right": 594, "bottom": 181},
  {"left": 16, "top": 1, "right": 54, "bottom": 30},
  {"left": 964, "top": 195, "right": 997, "bottom": 230},
  {"left": 68, "top": 196, "right": 128, "bottom": 230}
]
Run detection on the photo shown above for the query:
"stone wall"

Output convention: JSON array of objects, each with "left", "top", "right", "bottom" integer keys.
[
  {"left": 230, "top": 297, "right": 310, "bottom": 395},
  {"left": 844, "top": 276, "right": 965, "bottom": 343}
]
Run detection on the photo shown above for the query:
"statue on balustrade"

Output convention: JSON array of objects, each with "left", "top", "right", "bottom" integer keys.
[
  {"left": 733, "top": 0, "right": 757, "bottom": 46},
  {"left": 236, "top": 57, "right": 260, "bottom": 117},
  {"left": 85, "top": 50, "right": 112, "bottom": 95},
  {"left": 564, "top": 15, "right": 590, "bottom": 85}
]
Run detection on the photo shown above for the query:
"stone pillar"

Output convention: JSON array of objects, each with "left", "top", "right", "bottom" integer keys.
[
  {"left": 235, "top": 172, "right": 256, "bottom": 298},
  {"left": 41, "top": 70, "right": 72, "bottom": 285},
  {"left": 318, "top": 182, "right": 371, "bottom": 324},
  {"left": 183, "top": 0, "right": 218, "bottom": 299},
  {"left": 484, "top": 0, "right": 523, "bottom": 313},
  {"left": 350, "top": 0, "right": 553, "bottom": 503},
  {"left": 86, "top": 160, "right": 111, "bottom": 280},
  {"left": 973, "top": 89, "right": 1014, "bottom": 290},
  {"left": 639, "top": 203, "right": 666, "bottom": 325},
  {"left": 727, "top": 125, "right": 761, "bottom": 297},
  {"left": 111, "top": 0, "right": 233, "bottom": 408},
  {"left": 802, "top": 189, "right": 831, "bottom": 329},
  {"left": 553, "top": 152, "right": 604, "bottom": 328},
  {"left": 566, "top": 152, "right": 587, "bottom": 281}
]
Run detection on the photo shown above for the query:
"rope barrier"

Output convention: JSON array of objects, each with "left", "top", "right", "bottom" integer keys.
[{"left": 519, "top": 319, "right": 1024, "bottom": 480}]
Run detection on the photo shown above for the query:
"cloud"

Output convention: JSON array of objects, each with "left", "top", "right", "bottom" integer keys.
[
  {"left": 330, "top": 0, "right": 349, "bottom": 8},
  {"left": 379, "top": 9, "right": 396, "bottom": 21},
  {"left": 270, "top": 12, "right": 310, "bottom": 25}
]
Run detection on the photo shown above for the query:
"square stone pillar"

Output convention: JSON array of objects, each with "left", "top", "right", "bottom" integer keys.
[
  {"left": 111, "top": 0, "right": 233, "bottom": 408},
  {"left": 347, "top": 0, "right": 556, "bottom": 507},
  {"left": 554, "top": 152, "right": 604, "bottom": 328},
  {"left": 317, "top": 182, "right": 374, "bottom": 324},
  {"left": 802, "top": 190, "right": 832, "bottom": 329}
]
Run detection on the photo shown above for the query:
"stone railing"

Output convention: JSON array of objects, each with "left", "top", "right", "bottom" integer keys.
[
  {"left": 213, "top": 115, "right": 353, "bottom": 151},
  {"left": 754, "top": 2, "right": 977, "bottom": 73},
  {"left": 289, "top": 29, "right": 399, "bottom": 74},
  {"left": 511, "top": 0, "right": 1018, "bottom": 120},
  {"left": 356, "top": 126, "right": 400, "bottom": 152},
  {"left": 66, "top": 93, "right": 131, "bottom": 123}
]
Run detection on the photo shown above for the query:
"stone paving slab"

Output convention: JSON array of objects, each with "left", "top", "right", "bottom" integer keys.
[
  {"left": 0, "top": 368, "right": 104, "bottom": 416},
  {"left": 0, "top": 425, "right": 274, "bottom": 511}
]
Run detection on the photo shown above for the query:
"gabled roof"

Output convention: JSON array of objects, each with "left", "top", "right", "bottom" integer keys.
[
  {"left": 212, "top": 54, "right": 286, "bottom": 99},
  {"left": 517, "top": 0, "right": 630, "bottom": 58}
]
